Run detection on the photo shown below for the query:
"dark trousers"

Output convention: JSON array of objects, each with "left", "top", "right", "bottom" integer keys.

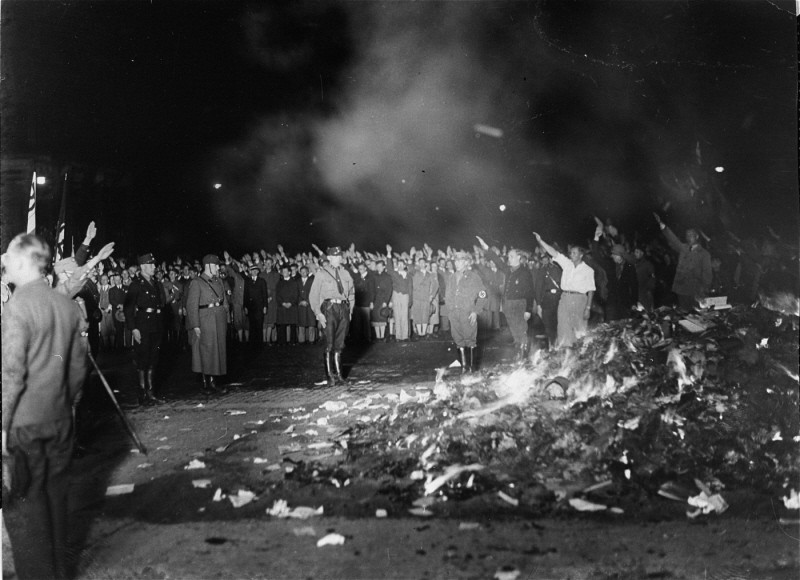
[
  {"left": 504, "top": 299, "right": 529, "bottom": 346},
  {"left": 677, "top": 293, "right": 696, "bottom": 310},
  {"left": 352, "top": 306, "right": 371, "bottom": 342},
  {"left": 540, "top": 297, "right": 559, "bottom": 347},
  {"left": 4, "top": 418, "right": 73, "bottom": 580},
  {"left": 113, "top": 319, "right": 126, "bottom": 348},
  {"left": 133, "top": 329, "right": 162, "bottom": 370},
  {"left": 248, "top": 313, "right": 264, "bottom": 343},
  {"left": 323, "top": 301, "right": 350, "bottom": 353}
]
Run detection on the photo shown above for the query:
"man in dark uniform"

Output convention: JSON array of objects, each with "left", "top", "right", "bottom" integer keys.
[
  {"left": 445, "top": 251, "right": 488, "bottom": 373},
  {"left": 185, "top": 254, "right": 228, "bottom": 393},
  {"left": 533, "top": 251, "right": 562, "bottom": 349},
  {"left": 2, "top": 234, "right": 88, "bottom": 580},
  {"left": 476, "top": 236, "right": 535, "bottom": 362},
  {"left": 124, "top": 253, "right": 166, "bottom": 404},
  {"left": 309, "top": 246, "right": 355, "bottom": 385}
]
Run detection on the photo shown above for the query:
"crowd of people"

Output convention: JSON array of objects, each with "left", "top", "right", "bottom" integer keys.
[
  {"left": 3, "top": 215, "right": 796, "bottom": 393},
  {"left": 2, "top": 214, "right": 797, "bottom": 579}
]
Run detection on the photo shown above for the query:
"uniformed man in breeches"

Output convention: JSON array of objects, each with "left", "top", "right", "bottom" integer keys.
[
  {"left": 445, "top": 251, "right": 488, "bottom": 373},
  {"left": 309, "top": 246, "right": 355, "bottom": 386},
  {"left": 124, "top": 253, "right": 167, "bottom": 404}
]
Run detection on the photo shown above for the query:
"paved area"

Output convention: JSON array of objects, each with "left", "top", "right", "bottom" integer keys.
[{"left": 90, "top": 332, "right": 518, "bottom": 410}]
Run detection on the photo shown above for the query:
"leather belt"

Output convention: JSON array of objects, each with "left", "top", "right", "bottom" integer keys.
[
  {"left": 144, "top": 308, "right": 162, "bottom": 313},
  {"left": 562, "top": 291, "right": 586, "bottom": 295},
  {"left": 325, "top": 299, "right": 348, "bottom": 304},
  {"left": 199, "top": 301, "right": 222, "bottom": 309}
]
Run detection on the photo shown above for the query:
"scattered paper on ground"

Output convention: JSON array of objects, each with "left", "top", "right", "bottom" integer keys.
[
  {"left": 317, "top": 533, "right": 345, "bottom": 547},
  {"left": 229, "top": 489, "right": 256, "bottom": 508},
  {"left": 105, "top": 484, "right": 134, "bottom": 496}
]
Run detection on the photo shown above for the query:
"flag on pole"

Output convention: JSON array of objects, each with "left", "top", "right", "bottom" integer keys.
[
  {"left": 55, "top": 173, "right": 68, "bottom": 261},
  {"left": 26, "top": 171, "right": 37, "bottom": 234}
]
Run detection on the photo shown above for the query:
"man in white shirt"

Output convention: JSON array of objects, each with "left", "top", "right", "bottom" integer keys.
[{"left": 533, "top": 232, "right": 595, "bottom": 347}]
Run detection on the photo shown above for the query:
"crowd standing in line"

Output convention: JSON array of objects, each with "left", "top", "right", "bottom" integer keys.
[{"left": 2, "top": 215, "right": 798, "bottom": 408}]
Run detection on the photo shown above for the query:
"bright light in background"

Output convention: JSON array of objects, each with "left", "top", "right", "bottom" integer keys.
[
  {"left": 36, "top": 176, "right": 46, "bottom": 185},
  {"left": 213, "top": 183, "right": 222, "bottom": 189},
  {"left": 714, "top": 166, "right": 724, "bottom": 173},
  {"left": 499, "top": 204, "right": 506, "bottom": 212}
]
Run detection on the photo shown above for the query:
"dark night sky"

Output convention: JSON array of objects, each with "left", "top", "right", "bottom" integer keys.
[{"left": 2, "top": 0, "right": 797, "bottom": 257}]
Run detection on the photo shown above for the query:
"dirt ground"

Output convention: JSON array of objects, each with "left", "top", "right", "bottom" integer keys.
[{"left": 3, "top": 330, "right": 799, "bottom": 580}]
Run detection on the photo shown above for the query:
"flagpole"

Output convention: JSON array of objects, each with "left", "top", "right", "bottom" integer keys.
[
  {"left": 26, "top": 171, "right": 37, "bottom": 234},
  {"left": 55, "top": 172, "right": 68, "bottom": 261}
]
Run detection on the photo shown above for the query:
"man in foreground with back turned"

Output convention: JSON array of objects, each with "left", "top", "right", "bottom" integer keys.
[
  {"left": 309, "top": 246, "right": 354, "bottom": 386},
  {"left": 2, "top": 234, "right": 88, "bottom": 580}
]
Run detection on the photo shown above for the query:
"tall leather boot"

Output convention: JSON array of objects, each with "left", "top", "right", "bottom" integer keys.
[
  {"left": 202, "top": 374, "right": 222, "bottom": 394},
  {"left": 324, "top": 351, "right": 335, "bottom": 386},
  {"left": 146, "top": 369, "right": 165, "bottom": 404},
  {"left": 207, "top": 375, "right": 222, "bottom": 393},
  {"left": 333, "top": 351, "right": 347, "bottom": 385},
  {"left": 137, "top": 370, "right": 147, "bottom": 405},
  {"left": 468, "top": 346, "right": 475, "bottom": 373},
  {"left": 459, "top": 347, "right": 468, "bottom": 374}
]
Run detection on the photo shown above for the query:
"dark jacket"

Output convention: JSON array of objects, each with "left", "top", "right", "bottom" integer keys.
[
  {"left": 124, "top": 275, "right": 166, "bottom": 333},
  {"left": 244, "top": 275, "right": 268, "bottom": 313},
  {"left": 484, "top": 250, "right": 534, "bottom": 312},
  {"left": 353, "top": 271, "right": 373, "bottom": 308},
  {"left": 606, "top": 261, "right": 639, "bottom": 320}
]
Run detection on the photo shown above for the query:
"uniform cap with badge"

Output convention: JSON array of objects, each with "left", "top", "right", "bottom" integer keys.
[
  {"left": 202, "top": 254, "right": 220, "bottom": 266},
  {"left": 138, "top": 253, "right": 156, "bottom": 266},
  {"left": 326, "top": 246, "right": 342, "bottom": 257}
]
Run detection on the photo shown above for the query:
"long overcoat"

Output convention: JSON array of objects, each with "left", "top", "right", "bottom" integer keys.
[{"left": 186, "top": 274, "right": 227, "bottom": 375}]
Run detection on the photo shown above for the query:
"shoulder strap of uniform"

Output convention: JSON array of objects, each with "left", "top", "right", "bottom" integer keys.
[{"left": 200, "top": 276, "right": 221, "bottom": 300}]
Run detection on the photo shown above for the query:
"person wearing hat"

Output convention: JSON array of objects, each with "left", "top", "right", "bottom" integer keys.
[
  {"left": 108, "top": 271, "right": 129, "bottom": 349},
  {"left": 243, "top": 263, "right": 268, "bottom": 345},
  {"left": 351, "top": 261, "right": 374, "bottom": 344},
  {"left": 309, "top": 246, "right": 355, "bottom": 385},
  {"left": 275, "top": 263, "right": 300, "bottom": 344},
  {"left": 297, "top": 265, "right": 317, "bottom": 344},
  {"left": 532, "top": 248, "right": 562, "bottom": 349},
  {"left": 653, "top": 213, "right": 712, "bottom": 309},
  {"left": 124, "top": 252, "right": 167, "bottom": 404},
  {"left": 185, "top": 254, "right": 228, "bottom": 393},
  {"left": 2, "top": 234, "right": 89, "bottom": 580},
  {"left": 445, "top": 250, "right": 488, "bottom": 373},
  {"left": 259, "top": 256, "right": 280, "bottom": 344},
  {"left": 533, "top": 232, "right": 595, "bottom": 348},
  {"left": 367, "top": 259, "right": 393, "bottom": 342}
]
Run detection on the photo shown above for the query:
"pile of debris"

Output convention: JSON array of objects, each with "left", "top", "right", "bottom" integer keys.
[{"left": 314, "top": 302, "right": 798, "bottom": 513}]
